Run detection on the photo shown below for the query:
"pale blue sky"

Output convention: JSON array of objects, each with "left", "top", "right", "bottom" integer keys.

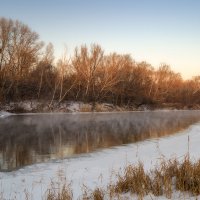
[{"left": 1, "top": 0, "right": 200, "bottom": 79}]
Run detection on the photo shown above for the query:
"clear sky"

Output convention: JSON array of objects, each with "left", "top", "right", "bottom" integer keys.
[{"left": 0, "top": 0, "right": 200, "bottom": 79}]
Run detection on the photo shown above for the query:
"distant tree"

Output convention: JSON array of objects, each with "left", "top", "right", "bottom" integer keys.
[
  {"left": 0, "top": 17, "right": 43, "bottom": 77},
  {"left": 72, "top": 44, "right": 104, "bottom": 107},
  {"left": 96, "top": 53, "right": 129, "bottom": 104},
  {"left": 0, "top": 17, "right": 44, "bottom": 100},
  {"left": 181, "top": 76, "right": 200, "bottom": 105},
  {"left": 153, "top": 64, "right": 182, "bottom": 103},
  {"left": 36, "top": 42, "right": 55, "bottom": 98},
  {"left": 1, "top": 17, "right": 200, "bottom": 107},
  {"left": 52, "top": 48, "right": 73, "bottom": 104}
]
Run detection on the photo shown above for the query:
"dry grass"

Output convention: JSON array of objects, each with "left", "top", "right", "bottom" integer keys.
[
  {"left": 114, "top": 163, "right": 151, "bottom": 199},
  {"left": 3, "top": 156, "right": 200, "bottom": 200},
  {"left": 44, "top": 156, "right": 200, "bottom": 199},
  {"left": 150, "top": 158, "right": 178, "bottom": 198},
  {"left": 113, "top": 156, "right": 200, "bottom": 199},
  {"left": 94, "top": 104, "right": 105, "bottom": 112},
  {"left": 80, "top": 103, "right": 106, "bottom": 112},
  {"left": 88, "top": 187, "right": 105, "bottom": 200},
  {"left": 90, "top": 188, "right": 105, "bottom": 200},
  {"left": 81, "top": 186, "right": 104, "bottom": 200},
  {"left": 175, "top": 158, "right": 200, "bottom": 195},
  {"left": 80, "top": 104, "right": 92, "bottom": 112},
  {"left": 46, "top": 181, "right": 73, "bottom": 200}
]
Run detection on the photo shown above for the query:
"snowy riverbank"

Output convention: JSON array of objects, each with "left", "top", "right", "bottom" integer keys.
[
  {"left": 0, "top": 101, "right": 137, "bottom": 113},
  {"left": 1, "top": 100, "right": 200, "bottom": 114},
  {"left": 1, "top": 122, "right": 200, "bottom": 199}
]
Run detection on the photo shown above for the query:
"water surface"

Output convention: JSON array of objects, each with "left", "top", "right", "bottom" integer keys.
[{"left": 0, "top": 110, "right": 200, "bottom": 171}]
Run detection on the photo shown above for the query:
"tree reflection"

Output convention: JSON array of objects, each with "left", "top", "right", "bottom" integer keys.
[{"left": 0, "top": 111, "right": 200, "bottom": 171}]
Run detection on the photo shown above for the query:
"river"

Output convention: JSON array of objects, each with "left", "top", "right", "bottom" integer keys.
[{"left": 1, "top": 110, "right": 200, "bottom": 171}]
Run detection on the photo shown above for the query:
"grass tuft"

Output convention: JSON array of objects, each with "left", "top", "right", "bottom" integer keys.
[
  {"left": 113, "top": 156, "right": 200, "bottom": 199},
  {"left": 46, "top": 182, "right": 73, "bottom": 200},
  {"left": 115, "top": 163, "right": 151, "bottom": 199}
]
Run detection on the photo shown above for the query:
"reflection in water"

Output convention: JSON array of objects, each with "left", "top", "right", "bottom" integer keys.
[{"left": 0, "top": 111, "right": 200, "bottom": 171}]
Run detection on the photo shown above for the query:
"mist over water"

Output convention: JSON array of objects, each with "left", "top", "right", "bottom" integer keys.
[{"left": 0, "top": 111, "right": 200, "bottom": 171}]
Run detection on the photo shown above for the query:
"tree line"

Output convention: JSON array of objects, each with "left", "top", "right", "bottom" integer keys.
[{"left": 0, "top": 17, "right": 200, "bottom": 107}]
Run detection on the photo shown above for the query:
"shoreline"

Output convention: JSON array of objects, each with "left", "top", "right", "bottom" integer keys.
[
  {"left": 0, "top": 100, "right": 200, "bottom": 114},
  {"left": 1, "top": 122, "right": 200, "bottom": 199}
]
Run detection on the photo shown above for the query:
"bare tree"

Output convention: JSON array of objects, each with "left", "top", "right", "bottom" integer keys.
[
  {"left": 56, "top": 48, "right": 75, "bottom": 103},
  {"left": 72, "top": 44, "right": 104, "bottom": 107},
  {"left": 0, "top": 18, "right": 43, "bottom": 78},
  {"left": 0, "top": 17, "right": 44, "bottom": 100},
  {"left": 37, "top": 42, "right": 54, "bottom": 98}
]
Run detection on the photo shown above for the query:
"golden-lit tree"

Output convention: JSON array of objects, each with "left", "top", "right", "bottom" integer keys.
[
  {"left": 0, "top": 17, "right": 44, "bottom": 100},
  {"left": 153, "top": 64, "right": 182, "bottom": 103},
  {"left": 1, "top": 17, "right": 200, "bottom": 108},
  {"left": 72, "top": 44, "right": 104, "bottom": 105},
  {"left": 37, "top": 42, "right": 55, "bottom": 98},
  {"left": 0, "top": 18, "right": 43, "bottom": 78}
]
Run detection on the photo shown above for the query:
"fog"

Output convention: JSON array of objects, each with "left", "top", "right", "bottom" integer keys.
[{"left": 1, "top": 110, "right": 200, "bottom": 171}]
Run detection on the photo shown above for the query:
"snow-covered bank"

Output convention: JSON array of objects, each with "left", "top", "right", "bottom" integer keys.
[
  {"left": 0, "top": 111, "right": 13, "bottom": 118},
  {"left": 1, "top": 100, "right": 200, "bottom": 113},
  {"left": 0, "top": 101, "right": 130, "bottom": 113},
  {"left": 1, "top": 122, "right": 200, "bottom": 199}
]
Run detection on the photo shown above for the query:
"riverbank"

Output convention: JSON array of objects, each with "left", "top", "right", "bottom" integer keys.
[
  {"left": 1, "top": 121, "right": 200, "bottom": 199},
  {"left": 1, "top": 100, "right": 200, "bottom": 114}
]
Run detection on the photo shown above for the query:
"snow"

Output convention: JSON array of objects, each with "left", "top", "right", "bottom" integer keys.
[
  {"left": 0, "top": 111, "right": 13, "bottom": 118},
  {"left": 1, "top": 122, "right": 200, "bottom": 199},
  {"left": 0, "top": 101, "right": 139, "bottom": 113},
  {"left": 66, "top": 102, "right": 82, "bottom": 112}
]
